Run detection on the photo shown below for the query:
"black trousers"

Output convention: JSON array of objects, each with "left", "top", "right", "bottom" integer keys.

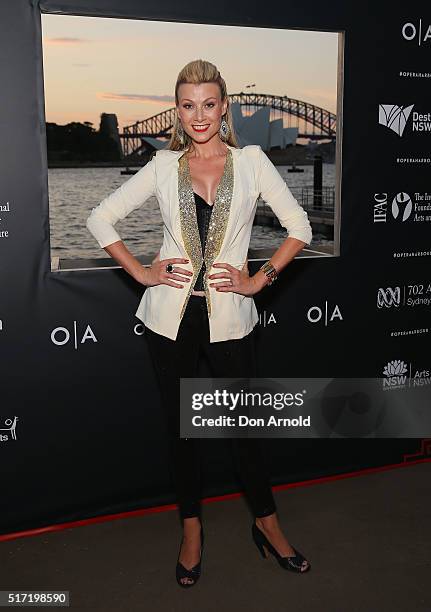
[{"left": 145, "top": 294, "right": 276, "bottom": 520}]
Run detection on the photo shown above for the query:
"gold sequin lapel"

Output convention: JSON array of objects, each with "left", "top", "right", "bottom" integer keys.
[{"left": 177, "top": 147, "right": 234, "bottom": 319}]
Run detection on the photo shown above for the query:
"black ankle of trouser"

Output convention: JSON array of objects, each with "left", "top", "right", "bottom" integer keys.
[
  {"left": 254, "top": 504, "right": 277, "bottom": 519},
  {"left": 180, "top": 511, "right": 202, "bottom": 522},
  {"left": 179, "top": 499, "right": 202, "bottom": 521}
]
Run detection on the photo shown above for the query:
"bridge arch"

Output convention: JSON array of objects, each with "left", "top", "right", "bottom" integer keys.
[{"left": 121, "top": 92, "right": 336, "bottom": 157}]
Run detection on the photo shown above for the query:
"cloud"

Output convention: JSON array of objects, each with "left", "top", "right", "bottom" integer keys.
[
  {"left": 98, "top": 93, "right": 175, "bottom": 104},
  {"left": 300, "top": 88, "right": 336, "bottom": 107},
  {"left": 43, "top": 37, "right": 91, "bottom": 45}
]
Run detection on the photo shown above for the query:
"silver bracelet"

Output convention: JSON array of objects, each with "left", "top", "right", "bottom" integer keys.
[{"left": 259, "top": 260, "right": 278, "bottom": 285}]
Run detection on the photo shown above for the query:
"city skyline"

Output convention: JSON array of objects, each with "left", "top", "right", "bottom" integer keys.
[{"left": 41, "top": 14, "right": 339, "bottom": 133}]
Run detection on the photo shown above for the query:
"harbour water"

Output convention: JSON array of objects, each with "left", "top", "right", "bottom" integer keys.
[{"left": 48, "top": 164, "right": 335, "bottom": 261}]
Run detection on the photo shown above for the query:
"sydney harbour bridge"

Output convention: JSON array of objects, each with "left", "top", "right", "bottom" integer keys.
[{"left": 119, "top": 92, "right": 337, "bottom": 158}]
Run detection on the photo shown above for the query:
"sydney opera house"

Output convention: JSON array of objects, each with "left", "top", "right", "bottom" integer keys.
[{"left": 137, "top": 101, "right": 299, "bottom": 152}]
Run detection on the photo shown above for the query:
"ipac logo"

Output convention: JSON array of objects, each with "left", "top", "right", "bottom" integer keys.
[
  {"left": 402, "top": 20, "right": 431, "bottom": 46},
  {"left": 373, "top": 192, "right": 431, "bottom": 224},
  {"left": 0, "top": 416, "right": 19, "bottom": 442},
  {"left": 391, "top": 192, "right": 414, "bottom": 221},
  {"left": 377, "top": 287, "right": 401, "bottom": 309},
  {"left": 378, "top": 104, "right": 431, "bottom": 137}
]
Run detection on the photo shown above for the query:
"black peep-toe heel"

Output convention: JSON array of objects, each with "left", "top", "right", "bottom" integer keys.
[
  {"left": 176, "top": 526, "right": 205, "bottom": 588},
  {"left": 251, "top": 521, "right": 310, "bottom": 573}
]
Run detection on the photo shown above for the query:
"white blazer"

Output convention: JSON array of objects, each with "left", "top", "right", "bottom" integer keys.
[{"left": 86, "top": 143, "right": 312, "bottom": 342}]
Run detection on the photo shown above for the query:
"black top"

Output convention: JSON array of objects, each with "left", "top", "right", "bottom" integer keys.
[{"left": 193, "top": 191, "right": 213, "bottom": 291}]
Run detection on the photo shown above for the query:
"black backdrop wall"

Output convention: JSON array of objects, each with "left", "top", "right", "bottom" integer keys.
[{"left": 0, "top": 0, "right": 430, "bottom": 535}]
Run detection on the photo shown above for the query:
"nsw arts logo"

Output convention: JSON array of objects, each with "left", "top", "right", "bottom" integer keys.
[
  {"left": 373, "top": 192, "right": 431, "bottom": 224},
  {"left": 0, "top": 416, "right": 19, "bottom": 442},
  {"left": 378, "top": 104, "right": 431, "bottom": 137},
  {"left": 382, "top": 359, "right": 430, "bottom": 391}
]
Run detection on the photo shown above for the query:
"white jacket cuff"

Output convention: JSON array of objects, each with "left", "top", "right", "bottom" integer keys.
[{"left": 257, "top": 145, "right": 313, "bottom": 245}]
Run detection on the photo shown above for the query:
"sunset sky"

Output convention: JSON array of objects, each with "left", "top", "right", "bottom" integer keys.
[{"left": 41, "top": 14, "right": 339, "bottom": 133}]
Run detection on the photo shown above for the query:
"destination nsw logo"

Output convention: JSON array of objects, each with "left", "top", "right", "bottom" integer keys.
[
  {"left": 378, "top": 104, "right": 431, "bottom": 137},
  {"left": 373, "top": 191, "right": 431, "bottom": 224}
]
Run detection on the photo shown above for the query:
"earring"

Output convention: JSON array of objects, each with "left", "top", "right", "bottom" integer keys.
[
  {"left": 177, "top": 121, "right": 185, "bottom": 145},
  {"left": 219, "top": 116, "right": 230, "bottom": 141}
]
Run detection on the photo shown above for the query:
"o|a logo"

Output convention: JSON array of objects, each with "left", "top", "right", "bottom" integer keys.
[
  {"left": 51, "top": 321, "right": 98, "bottom": 348},
  {"left": 134, "top": 323, "right": 145, "bottom": 336},
  {"left": 307, "top": 301, "right": 343, "bottom": 326},
  {"left": 402, "top": 20, "right": 431, "bottom": 45},
  {"left": 258, "top": 310, "right": 277, "bottom": 328}
]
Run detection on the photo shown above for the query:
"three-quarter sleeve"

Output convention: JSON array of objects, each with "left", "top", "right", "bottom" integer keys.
[
  {"left": 257, "top": 145, "right": 313, "bottom": 245},
  {"left": 86, "top": 154, "right": 157, "bottom": 248}
]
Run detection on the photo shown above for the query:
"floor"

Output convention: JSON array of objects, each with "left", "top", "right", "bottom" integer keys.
[{"left": 1, "top": 462, "right": 430, "bottom": 612}]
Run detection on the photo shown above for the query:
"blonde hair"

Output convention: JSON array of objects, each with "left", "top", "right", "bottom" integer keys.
[{"left": 167, "top": 59, "right": 239, "bottom": 151}]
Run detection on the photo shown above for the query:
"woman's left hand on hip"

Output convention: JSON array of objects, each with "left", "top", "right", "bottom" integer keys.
[{"left": 209, "top": 262, "right": 259, "bottom": 297}]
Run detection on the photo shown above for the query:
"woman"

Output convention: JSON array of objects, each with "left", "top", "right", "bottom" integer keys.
[{"left": 86, "top": 59, "right": 313, "bottom": 587}]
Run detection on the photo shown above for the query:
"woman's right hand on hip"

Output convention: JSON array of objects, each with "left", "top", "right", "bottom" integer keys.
[{"left": 143, "top": 256, "right": 193, "bottom": 288}]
